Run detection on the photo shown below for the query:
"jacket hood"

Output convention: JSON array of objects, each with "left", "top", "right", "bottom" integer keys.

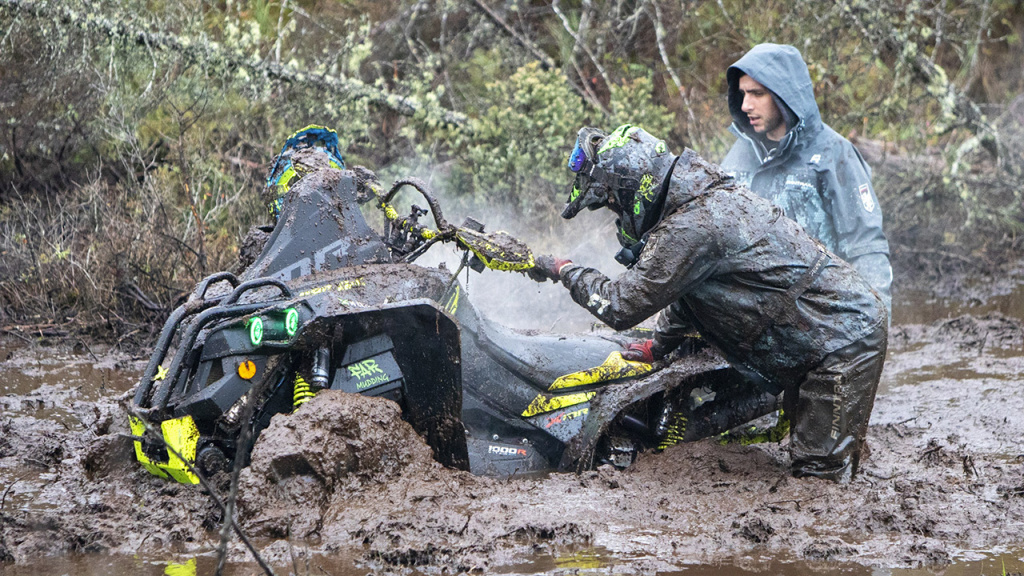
[
  {"left": 727, "top": 44, "right": 822, "bottom": 139},
  {"left": 661, "top": 149, "right": 732, "bottom": 216}
]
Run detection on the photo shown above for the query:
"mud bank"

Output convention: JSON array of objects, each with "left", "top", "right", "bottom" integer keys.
[{"left": 1, "top": 313, "right": 1023, "bottom": 574}]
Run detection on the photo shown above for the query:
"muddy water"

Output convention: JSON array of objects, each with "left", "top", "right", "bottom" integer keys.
[
  {"left": 3, "top": 284, "right": 1024, "bottom": 575},
  {"left": 0, "top": 549, "right": 1021, "bottom": 576}
]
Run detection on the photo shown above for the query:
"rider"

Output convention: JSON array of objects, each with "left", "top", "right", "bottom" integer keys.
[{"left": 528, "top": 124, "right": 888, "bottom": 482}]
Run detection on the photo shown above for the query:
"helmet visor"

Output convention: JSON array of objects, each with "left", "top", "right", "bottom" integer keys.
[{"left": 568, "top": 139, "right": 587, "bottom": 173}]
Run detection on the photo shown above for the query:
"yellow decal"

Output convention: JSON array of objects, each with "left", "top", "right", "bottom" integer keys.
[
  {"left": 444, "top": 285, "right": 460, "bottom": 315},
  {"left": 521, "top": 391, "right": 595, "bottom": 418},
  {"left": 548, "top": 351, "right": 652, "bottom": 391},
  {"left": 637, "top": 173, "right": 656, "bottom": 201},
  {"left": 159, "top": 416, "right": 201, "bottom": 484},
  {"left": 336, "top": 277, "right": 365, "bottom": 291},
  {"left": 457, "top": 231, "right": 535, "bottom": 272},
  {"left": 164, "top": 559, "right": 197, "bottom": 576},
  {"left": 298, "top": 284, "right": 333, "bottom": 297},
  {"left": 298, "top": 277, "right": 365, "bottom": 298},
  {"left": 153, "top": 364, "right": 169, "bottom": 381},
  {"left": 129, "top": 415, "right": 201, "bottom": 485},
  {"left": 277, "top": 166, "right": 297, "bottom": 191},
  {"left": 238, "top": 360, "right": 257, "bottom": 380},
  {"left": 129, "top": 415, "right": 171, "bottom": 480}
]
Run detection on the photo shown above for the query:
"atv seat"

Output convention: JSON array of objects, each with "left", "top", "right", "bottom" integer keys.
[{"left": 458, "top": 298, "right": 621, "bottom": 392}]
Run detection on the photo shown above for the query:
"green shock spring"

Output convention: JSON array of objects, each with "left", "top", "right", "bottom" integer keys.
[
  {"left": 656, "top": 413, "right": 688, "bottom": 452},
  {"left": 293, "top": 374, "right": 316, "bottom": 410}
]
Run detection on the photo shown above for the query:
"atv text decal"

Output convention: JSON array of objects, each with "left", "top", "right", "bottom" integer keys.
[
  {"left": 348, "top": 359, "right": 391, "bottom": 390},
  {"left": 298, "top": 277, "right": 366, "bottom": 298},
  {"left": 545, "top": 407, "right": 588, "bottom": 429},
  {"left": 487, "top": 444, "right": 528, "bottom": 457}
]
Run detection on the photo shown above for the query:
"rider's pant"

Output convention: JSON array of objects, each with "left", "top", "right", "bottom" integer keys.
[{"left": 784, "top": 323, "right": 887, "bottom": 482}]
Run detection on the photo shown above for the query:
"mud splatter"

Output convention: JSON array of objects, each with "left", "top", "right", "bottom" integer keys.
[{"left": 1, "top": 311, "right": 1024, "bottom": 573}]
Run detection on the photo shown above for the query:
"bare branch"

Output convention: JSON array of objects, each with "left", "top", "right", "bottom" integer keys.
[
  {"left": 645, "top": 0, "right": 702, "bottom": 149},
  {"left": 470, "top": 0, "right": 557, "bottom": 71},
  {"left": 551, "top": 0, "right": 612, "bottom": 92}
]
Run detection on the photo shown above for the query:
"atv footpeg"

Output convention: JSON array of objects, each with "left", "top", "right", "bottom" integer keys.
[{"left": 596, "top": 435, "right": 639, "bottom": 469}]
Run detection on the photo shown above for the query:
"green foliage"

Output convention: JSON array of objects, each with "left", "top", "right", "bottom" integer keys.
[
  {"left": 608, "top": 76, "right": 675, "bottom": 141},
  {"left": 455, "top": 61, "right": 588, "bottom": 208}
]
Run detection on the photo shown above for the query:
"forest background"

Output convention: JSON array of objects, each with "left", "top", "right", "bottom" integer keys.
[{"left": 1, "top": 0, "right": 1023, "bottom": 342}]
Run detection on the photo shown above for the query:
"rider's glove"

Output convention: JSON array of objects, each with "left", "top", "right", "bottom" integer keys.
[
  {"left": 622, "top": 339, "right": 661, "bottom": 363},
  {"left": 527, "top": 254, "right": 573, "bottom": 283}
]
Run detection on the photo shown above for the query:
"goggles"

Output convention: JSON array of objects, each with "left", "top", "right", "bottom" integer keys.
[{"left": 568, "top": 138, "right": 588, "bottom": 173}]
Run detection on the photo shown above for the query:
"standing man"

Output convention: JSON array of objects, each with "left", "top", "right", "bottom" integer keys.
[
  {"left": 530, "top": 124, "right": 888, "bottom": 482},
  {"left": 721, "top": 44, "right": 892, "bottom": 312}
]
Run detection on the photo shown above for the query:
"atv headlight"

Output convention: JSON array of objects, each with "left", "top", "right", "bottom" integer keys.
[
  {"left": 285, "top": 307, "right": 299, "bottom": 337},
  {"left": 247, "top": 317, "right": 264, "bottom": 346}
]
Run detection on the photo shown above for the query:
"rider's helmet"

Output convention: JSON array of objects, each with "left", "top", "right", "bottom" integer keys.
[
  {"left": 562, "top": 124, "right": 676, "bottom": 253},
  {"left": 264, "top": 125, "right": 346, "bottom": 222}
]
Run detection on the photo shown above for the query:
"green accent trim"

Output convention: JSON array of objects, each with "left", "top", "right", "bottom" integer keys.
[
  {"left": 598, "top": 125, "right": 639, "bottom": 154},
  {"left": 570, "top": 185, "right": 581, "bottom": 202}
]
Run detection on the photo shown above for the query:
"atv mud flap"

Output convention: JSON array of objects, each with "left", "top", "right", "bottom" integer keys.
[{"left": 559, "top": 348, "right": 731, "bottom": 472}]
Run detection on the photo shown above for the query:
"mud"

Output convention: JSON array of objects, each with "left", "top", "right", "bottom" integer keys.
[{"left": 2, "top": 310, "right": 1024, "bottom": 574}]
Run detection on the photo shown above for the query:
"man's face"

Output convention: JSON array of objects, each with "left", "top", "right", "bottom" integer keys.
[{"left": 738, "top": 75, "right": 786, "bottom": 141}]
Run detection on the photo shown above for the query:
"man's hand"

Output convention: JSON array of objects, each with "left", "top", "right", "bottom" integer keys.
[
  {"left": 622, "top": 339, "right": 659, "bottom": 363},
  {"left": 527, "top": 254, "right": 573, "bottom": 283}
]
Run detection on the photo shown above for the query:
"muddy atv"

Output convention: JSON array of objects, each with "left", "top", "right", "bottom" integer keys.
[{"left": 129, "top": 165, "right": 776, "bottom": 484}]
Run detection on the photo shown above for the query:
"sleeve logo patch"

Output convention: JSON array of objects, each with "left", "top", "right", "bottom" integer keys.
[{"left": 859, "top": 183, "right": 875, "bottom": 212}]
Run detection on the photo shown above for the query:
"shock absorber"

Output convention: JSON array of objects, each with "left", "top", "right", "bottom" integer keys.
[{"left": 293, "top": 347, "right": 330, "bottom": 410}]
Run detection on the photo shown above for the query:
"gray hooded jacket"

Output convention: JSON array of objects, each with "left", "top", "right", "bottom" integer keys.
[
  {"left": 721, "top": 44, "right": 892, "bottom": 312},
  {"left": 557, "top": 149, "right": 886, "bottom": 394}
]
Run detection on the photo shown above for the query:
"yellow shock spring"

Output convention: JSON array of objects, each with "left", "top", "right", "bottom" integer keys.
[
  {"left": 656, "top": 413, "right": 688, "bottom": 452},
  {"left": 293, "top": 374, "right": 316, "bottom": 410}
]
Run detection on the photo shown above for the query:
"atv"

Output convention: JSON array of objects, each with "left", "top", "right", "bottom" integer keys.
[{"left": 129, "top": 164, "right": 780, "bottom": 484}]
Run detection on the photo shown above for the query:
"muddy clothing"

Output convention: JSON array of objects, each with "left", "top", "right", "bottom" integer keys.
[
  {"left": 721, "top": 43, "right": 892, "bottom": 313},
  {"left": 556, "top": 148, "right": 888, "bottom": 480}
]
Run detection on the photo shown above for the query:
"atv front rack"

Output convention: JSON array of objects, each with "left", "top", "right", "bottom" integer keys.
[{"left": 133, "top": 273, "right": 300, "bottom": 414}]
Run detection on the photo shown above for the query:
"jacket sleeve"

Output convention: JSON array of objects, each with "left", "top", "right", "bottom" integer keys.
[
  {"left": 819, "top": 142, "right": 893, "bottom": 310},
  {"left": 653, "top": 301, "right": 698, "bottom": 356},
  {"left": 557, "top": 209, "right": 719, "bottom": 333}
]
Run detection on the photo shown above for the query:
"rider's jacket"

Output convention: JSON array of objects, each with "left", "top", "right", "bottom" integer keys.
[
  {"left": 557, "top": 149, "right": 887, "bottom": 393},
  {"left": 720, "top": 43, "right": 892, "bottom": 312}
]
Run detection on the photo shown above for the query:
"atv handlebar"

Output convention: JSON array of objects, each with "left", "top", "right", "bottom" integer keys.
[
  {"left": 384, "top": 178, "right": 450, "bottom": 231},
  {"left": 367, "top": 173, "right": 535, "bottom": 272}
]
